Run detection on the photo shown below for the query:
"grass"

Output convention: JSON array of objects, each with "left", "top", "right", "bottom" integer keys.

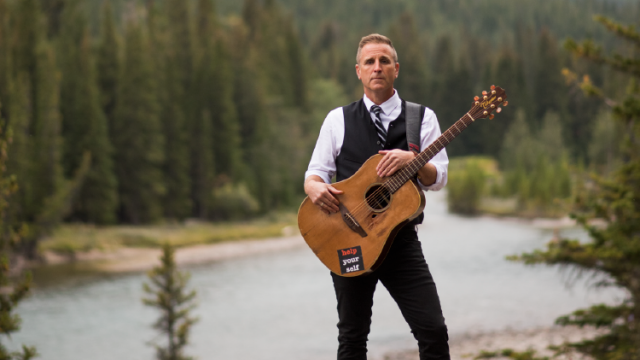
[
  {"left": 478, "top": 196, "right": 573, "bottom": 218},
  {"left": 39, "top": 212, "right": 299, "bottom": 255}
]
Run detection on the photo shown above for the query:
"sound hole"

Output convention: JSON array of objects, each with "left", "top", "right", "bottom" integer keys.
[{"left": 365, "top": 184, "right": 391, "bottom": 212}]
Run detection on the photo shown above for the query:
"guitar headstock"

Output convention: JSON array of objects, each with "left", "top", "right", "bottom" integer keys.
[{"left": 469, "top": 85, "right": 508, "bottom": 120}]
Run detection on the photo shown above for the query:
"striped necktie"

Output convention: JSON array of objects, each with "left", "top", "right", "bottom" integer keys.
[{"left": 370, "top": 105, "right": 387, "bottom": 145}]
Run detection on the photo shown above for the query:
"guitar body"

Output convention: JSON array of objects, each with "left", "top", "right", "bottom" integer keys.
[
  {"left": 298, "top": 85, "right": 508, "bottom": 277},
  {"left": 298, "top": 154, "right": 425, "bottom": 277}
]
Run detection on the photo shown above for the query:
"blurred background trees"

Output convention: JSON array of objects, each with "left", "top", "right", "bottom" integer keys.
[
  {"left": 509, "top": 15, "right": 640, "bottom": 359},
  {"left": 0, "top": 0, "right": 638, "bottom": 258}
]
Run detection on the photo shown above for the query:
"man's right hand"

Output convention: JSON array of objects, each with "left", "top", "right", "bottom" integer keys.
[{"left": 304, "top": 176, "right": 343, "bottom": 214}]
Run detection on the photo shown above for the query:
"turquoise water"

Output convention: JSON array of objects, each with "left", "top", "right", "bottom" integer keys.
[{"left": 9, "top": 191, "right": 623, "bottom": 360}]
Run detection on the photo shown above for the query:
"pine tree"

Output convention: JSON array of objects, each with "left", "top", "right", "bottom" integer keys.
[
  {"left": 388, "top": 12, "right": 430, "bottom": 104},
  {"left": 311, "top": 21, "right": 342, "bottom": 81},
  {"left": 0, "top": 101, "right": 37, "bottom": 360},
  {"left": 58, "top": 0, "right": 118, "bottom": 224},
  {"left": 189, "top": 0, "right": 216, "bottom": 218},
  {"left": 480, "top": 47, "right": 528, "bottom": 158},
  {"left": 533, "top": 29, "right": 567, "bottom": 123},
  {"left": 96, "top": 0, "right": 119, "bottom": 138},
  {"left": 157, "top": 0, "right": 193, "bottom": 220},
  {"left": 0, "top": 0, "right": 9, "bottom": 121},
  {"left": 510, "top": 16, "right": 640, "bottom": 359},
  {"left": 113, "top": 17, "right": 165, "bottom": 223},
  {"left": 283, "top": 17, "right": 307, "bottom": 109},
  {"left": 143, "top": 244, "right": 197, "bottom": 360},
  {"left": 203, "top": 22, "right": 242, "bottom": 185}
]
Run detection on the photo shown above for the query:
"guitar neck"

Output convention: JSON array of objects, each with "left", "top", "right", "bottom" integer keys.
[{"left": 385, "top": 112, "right": 476, "bottom": 193}]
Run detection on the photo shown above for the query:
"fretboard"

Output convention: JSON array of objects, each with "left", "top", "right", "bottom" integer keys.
[{"left": 385, "top": 112, "right": 476, "bottom": 193}]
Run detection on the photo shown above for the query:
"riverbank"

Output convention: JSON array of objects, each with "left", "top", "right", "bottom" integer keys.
[
  {"left": 37, "top": 234, "right": 305, "bottom": 273},
  {"left": 37, "top": 212, "right": 298, "bottom": 256},
  {"left": 385, "top": 325, "right": 600, "bottom": 360},
  {"left": 30, "top": 208, "right": 581, "bottom": 274}
]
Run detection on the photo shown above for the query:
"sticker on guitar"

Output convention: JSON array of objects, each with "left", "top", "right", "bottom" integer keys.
[{"left": 338, "top": 246, "right": 364, "bottom": 274}]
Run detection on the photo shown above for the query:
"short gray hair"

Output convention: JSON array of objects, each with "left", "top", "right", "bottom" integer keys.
[{"left": 356, "top": 33, "right": 398, "bottom": 64}]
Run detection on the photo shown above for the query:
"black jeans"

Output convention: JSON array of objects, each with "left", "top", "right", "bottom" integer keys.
[{"left": 331, "top": 227, "right": 450, "bottom": 360}]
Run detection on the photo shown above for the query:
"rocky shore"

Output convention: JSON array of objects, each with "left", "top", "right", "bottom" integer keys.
[{"left": 384, "top": 325, "right": 600, "bottom": 360}]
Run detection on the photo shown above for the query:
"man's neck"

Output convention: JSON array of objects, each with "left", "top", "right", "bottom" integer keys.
[{"left": 364, "top": 88, "right": 395, "bottom": 105}]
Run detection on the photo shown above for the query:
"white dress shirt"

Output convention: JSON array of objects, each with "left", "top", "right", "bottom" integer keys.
[{"left": 305, "top": 90, "right": 448, "bottom": 191}]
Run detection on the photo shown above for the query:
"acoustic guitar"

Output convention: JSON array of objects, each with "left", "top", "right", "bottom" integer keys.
[{"left": 298, "top": 86, "right": 508, "bottom": 277}]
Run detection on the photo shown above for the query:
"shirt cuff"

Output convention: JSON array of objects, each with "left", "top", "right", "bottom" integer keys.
[
  {"left": 417, "top": 163, "right": 447, "bottom": 192},
  {"left": 304, "top": 170, "right": 332, "bottom": 185}
]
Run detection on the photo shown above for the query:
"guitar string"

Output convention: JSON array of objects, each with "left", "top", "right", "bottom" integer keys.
[
  {"left": 344, "top": 103, "right": 487, "bottom": 221},
  {"left": 347, "top": 108, "right": 477, "bottom": 218},
  {"left": 303, "top": 94, "right": 503, "bottom": 238},
  {"left": 349, "top": 94, "right": 503, "bottom": 221},
  {"left": 347, "top": 123, "right": 462, "bottom": 219}
]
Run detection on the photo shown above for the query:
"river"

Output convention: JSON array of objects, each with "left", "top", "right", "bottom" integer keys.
[{"left": 9, "top": 191, "right": 623, "bottom": 360}]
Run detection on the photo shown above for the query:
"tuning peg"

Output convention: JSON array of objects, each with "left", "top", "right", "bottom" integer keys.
[
  {"left": 482, "top": 90, "right": 488, "bottom": 96},
  {"left": 496, "top": 107, "right": 502, "bottom": 113},
  {"left": 483, "top": 111, "right": 488, "bottom": 116},
  {"left": 489, "top": 114, "right": 495, "bottom": 120},
  {"left": 474, "top": 96, "right": 479, "bottom": 101},
  {"left": 490, "top": 85, "right": 496, "bottom": 90},
  {"left": 503, "top": 101, "right": 509, "bottom": 107}
]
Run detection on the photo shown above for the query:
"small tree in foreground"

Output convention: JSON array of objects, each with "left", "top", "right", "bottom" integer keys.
[
  {"left": 507, "top": 16, "right": 640, "bottom": 360},
  {"left": 143, "top": 244, "right": 198, "bottom": 360},
  {"left": 0, "top": 116, "right": 37, "bottom": 359}
]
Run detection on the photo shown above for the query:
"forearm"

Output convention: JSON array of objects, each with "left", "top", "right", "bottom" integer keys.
[
  {"left": 417, "top": 162, "right": 437, "bottom": 187},
  {"left": 304, "top": 175, "right": 326, "bottom": 195}
]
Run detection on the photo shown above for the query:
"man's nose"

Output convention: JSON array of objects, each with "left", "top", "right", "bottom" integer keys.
[{"left": 373, "top": 60, "right": 382, "bottom": 71}]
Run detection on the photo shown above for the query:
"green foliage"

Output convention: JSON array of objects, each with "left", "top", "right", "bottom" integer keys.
[
  {"left": 58, "top": 0, "right": 118, "bottom": 224},
  {"left": 211, "top": 182, "right": 259, "bottom": 221},
  {"left": 589, "top": 109, "right": 623, "bottom": 174},
  {"left": 498, "top": 109, "right": 573, "bottom": 216},
  {"left": 446, "top": 157, "right": 494, "bottom": 215},
  {"left": 112, "top": 17, "right": 165, "bottom": 224},
  {"left": 475, "top": 348, "right": 548, "bottom": 360},
  {"left": 0, "top": 107, "right": 37, "bottom": 359},
  {"left": 143, "top": 244, "right": 197, "bottom": 360},
  {"left": 509, "top": 15, "right": 640, "bottom": 360},
  {"left": 3, "top": 0, "right": 640, "bottom": 233}
]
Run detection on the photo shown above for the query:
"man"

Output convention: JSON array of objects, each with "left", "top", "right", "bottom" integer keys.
[{"left": 304, "top": 34, "right": 450, "bottom": 360}]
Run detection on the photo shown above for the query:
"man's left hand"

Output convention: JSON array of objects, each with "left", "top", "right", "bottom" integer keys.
[{"left": 376, "top": 149, "right": 414, "bottom": 177}]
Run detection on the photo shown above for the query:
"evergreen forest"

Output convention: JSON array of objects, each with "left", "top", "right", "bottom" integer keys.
[{"left": 0, "top": 0, "right": 639, "bottom": 256}]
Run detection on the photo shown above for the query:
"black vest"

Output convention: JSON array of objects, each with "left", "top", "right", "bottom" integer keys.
[{"left": 336, "top": 98, "right": 426, "bottom": 225}]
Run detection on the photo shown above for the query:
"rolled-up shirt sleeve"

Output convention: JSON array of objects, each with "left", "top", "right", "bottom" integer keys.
[
  {"left": 304, "top": 108, "right": 343, "bottom": 184},
  {"left": 418, "top": 108, "right": 449, "bottom": 191}
]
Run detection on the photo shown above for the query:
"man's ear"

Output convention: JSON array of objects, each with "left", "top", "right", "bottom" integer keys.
[
  {"left": 395, "top": 62, "right": 400, "bottom": 78},
  {"left": 355, "top": 64, "right": 361, "bottom": 79}
]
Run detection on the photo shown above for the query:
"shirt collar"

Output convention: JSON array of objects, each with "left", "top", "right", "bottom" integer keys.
[{"left": 363, "top": 90, "right": 401, "bottom": 116}]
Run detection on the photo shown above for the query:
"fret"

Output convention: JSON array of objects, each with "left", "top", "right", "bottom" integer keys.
[{"left": 386, "top": 110, "right": 479, "bottom": 194}]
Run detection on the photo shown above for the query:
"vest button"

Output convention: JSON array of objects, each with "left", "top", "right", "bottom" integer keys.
[{"left": 377, "top": 141, "right": 381, "bottom": 145}]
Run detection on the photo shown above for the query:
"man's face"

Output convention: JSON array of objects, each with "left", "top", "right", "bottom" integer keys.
[{"left": 356, "top": 43, "right": 399, "bottom": 95}]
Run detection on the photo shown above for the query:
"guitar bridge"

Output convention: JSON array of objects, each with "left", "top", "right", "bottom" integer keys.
[{"left": 339, "top": 203, "right": 368, "bottom": 238}]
